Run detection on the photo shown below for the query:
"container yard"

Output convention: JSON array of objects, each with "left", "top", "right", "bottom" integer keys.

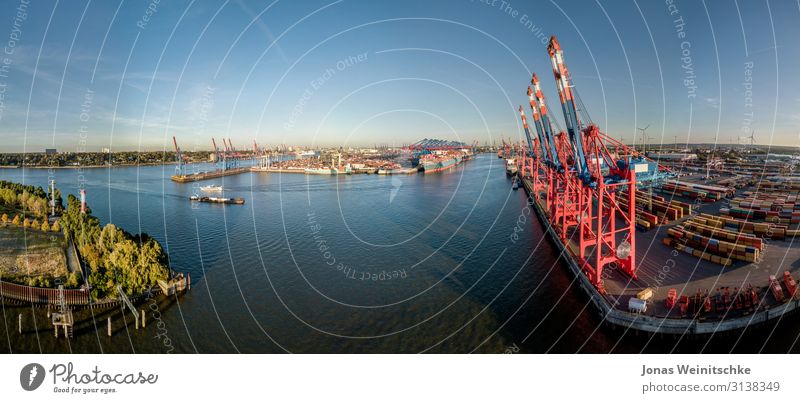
[
  {"left": 249, "top": 139, "right": 475, "bottom": 175},
  {"left": 512, "top": 36, "right": 800, "bottom": 335}
]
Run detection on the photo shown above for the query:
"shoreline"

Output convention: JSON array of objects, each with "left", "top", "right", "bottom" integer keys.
[{"left": 0, "top": 162, "right": 180, "bottom": 169}]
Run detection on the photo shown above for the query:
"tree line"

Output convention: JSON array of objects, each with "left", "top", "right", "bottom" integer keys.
[
  {"left": 0, "top": 151, "right": 213, "bottom": 167},
  {"left": 0, "top": 180, "right": 61, "bottom": 219}
]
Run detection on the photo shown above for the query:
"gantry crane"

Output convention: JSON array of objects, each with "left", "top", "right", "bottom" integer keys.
[
  {"left": 211, "top": 137, "right": 223, "bottom": 171},
  {"left": 547, "top": 35, "right": 638, "bottom": 290},
  {"left": 516, "top": 36, "right": 645, "bottom": 293},
  {"left": 172, "top": 136, "right": 189, "bottom": 176}
]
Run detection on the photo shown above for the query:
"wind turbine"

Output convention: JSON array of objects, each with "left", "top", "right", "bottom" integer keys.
[
  {"left": 636, "top": 123, "right": 654, "bottom": 213},
  {"left": 637, "top": 124, "right": 650, "bottom": 154}
]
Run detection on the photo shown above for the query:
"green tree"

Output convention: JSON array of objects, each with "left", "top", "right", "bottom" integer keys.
[
  {"left": 88, "top": 268, "right": 109, "bottom": 300},
  {"left": 139, "top": 237, "right": 169, "bottom": 287},
  {"left": 108, "top": 238, "right": 139, "bottom": 294},
  {"left": 65, "top": 272, "right": 80, "bottom": 288}
]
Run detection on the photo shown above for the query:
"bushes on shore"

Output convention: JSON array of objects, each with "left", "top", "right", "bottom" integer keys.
[{"left": 60, "top": 194, "right": 169, "bottom": 300}]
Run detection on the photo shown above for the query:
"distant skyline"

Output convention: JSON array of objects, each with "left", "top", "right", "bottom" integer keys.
[{"left": 1, "top": 0, "right": 799, "bottom": 152}]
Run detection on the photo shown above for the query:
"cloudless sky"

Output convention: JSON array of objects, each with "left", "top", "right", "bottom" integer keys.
[{"left": 0, "top": 0, "right": 798, "bottom": 152}]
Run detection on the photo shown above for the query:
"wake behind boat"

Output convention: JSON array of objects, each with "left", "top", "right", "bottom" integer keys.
[{"left": 199, "top": 184, "right": 223, "bottom": 192}]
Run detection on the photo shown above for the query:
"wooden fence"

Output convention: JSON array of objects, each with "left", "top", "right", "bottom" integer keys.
[{"left": 0, "top": 280, "right": 89, "bottom": 305}]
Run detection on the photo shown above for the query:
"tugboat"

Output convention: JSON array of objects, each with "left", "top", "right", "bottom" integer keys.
[{"left": 190, "top": 195, "right": 245, "bottom": 205}]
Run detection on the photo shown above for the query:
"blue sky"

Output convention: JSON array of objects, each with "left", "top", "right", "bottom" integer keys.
[{"left": 0, "top": 0, "right": 798, "bottom": 152}]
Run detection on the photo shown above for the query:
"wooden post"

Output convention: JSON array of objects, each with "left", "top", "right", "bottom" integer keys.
[
  {"left": 141, "top": 310, "right": 146, "bottom": 328},
  {"left": 135, "top": 311, "right": 139, "bottom": 330},
  {"left": 18, "top": 314, "right": 21, "bottom": 334},
  {"left": 107, "top": 317, "right": 111, "bottom": 337}
]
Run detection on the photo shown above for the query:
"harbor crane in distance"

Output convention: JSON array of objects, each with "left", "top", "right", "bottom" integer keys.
[
  {"left": 172, "top": 136, "right": 189, "bottom": 176},
  {"left": 211, "top": 137, "right": 224, "bottom": 171}
]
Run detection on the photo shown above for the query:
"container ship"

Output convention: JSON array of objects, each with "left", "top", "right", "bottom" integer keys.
[
  {"left": 421, "top": 155, "right": 461, "bottom": 173},
  {"left": 419, "top": 149, "right": 473, "bottom": 174}
]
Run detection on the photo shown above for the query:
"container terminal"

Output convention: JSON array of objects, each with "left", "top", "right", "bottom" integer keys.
[
  {"left": 170, "top": 136, "right": 252, "bottom": 183},
  {"left": 251, "top": 138, "right": 475, "bottom": 175},
  {"left": 511, "top": 35, "right": 800, "bottom": 335},
  {"left": 168, "top": 133, "right": 476, "bottom": 181}
]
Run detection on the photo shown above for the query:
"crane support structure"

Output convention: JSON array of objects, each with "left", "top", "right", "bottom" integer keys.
[{"left": 517, "top": 106, "right": 543, "bottom": 198}]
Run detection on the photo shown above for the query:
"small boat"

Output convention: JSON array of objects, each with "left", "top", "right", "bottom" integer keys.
[
  {"left": 190, "top": 195, "right": 245, "bottom": 205},
  {"left": 512, "top": 179, "right": 519, "bottom": 190},
  {"left": 505, "top": 158, "right": 518, "bottom": 176},
  {"left": 199, "top": 184, "right": 223, "bottom": 192}
]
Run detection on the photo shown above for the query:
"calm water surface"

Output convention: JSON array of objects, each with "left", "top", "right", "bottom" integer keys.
[{"left": 2, "top": 154, "right": 798, "bottom": 353}]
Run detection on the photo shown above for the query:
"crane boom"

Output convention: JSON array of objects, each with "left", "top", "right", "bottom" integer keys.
[
  {"left": 172, "top": 136, "right": 185, "bottom": 175},
  {"left": 526, "top": 86, "right": 547, "bottom": 162},
  {"left": 518, "top": 106, "right": 537, "bottom": 159},
  {"left": 530, "top": 74, "right": 560, "bottom": 168},
  {"left": 548, "top": 36, "right": 589, "bottom": 183}
]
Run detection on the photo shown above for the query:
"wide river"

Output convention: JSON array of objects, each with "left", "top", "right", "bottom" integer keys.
[{"left": 2, "top": 154, "right": 798, "bottom": 353}]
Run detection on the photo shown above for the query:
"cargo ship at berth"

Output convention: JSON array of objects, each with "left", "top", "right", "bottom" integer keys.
[
  {"left": 421, "top": 155, "right": 461, "bottom": 173},
  {"left": 418, "top": 147, "right": 474, "bottom": 174}
]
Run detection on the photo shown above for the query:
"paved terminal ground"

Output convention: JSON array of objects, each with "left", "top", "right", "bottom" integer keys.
[{"left": 599, "top": 177, "right": 800, "bottom": 320}]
